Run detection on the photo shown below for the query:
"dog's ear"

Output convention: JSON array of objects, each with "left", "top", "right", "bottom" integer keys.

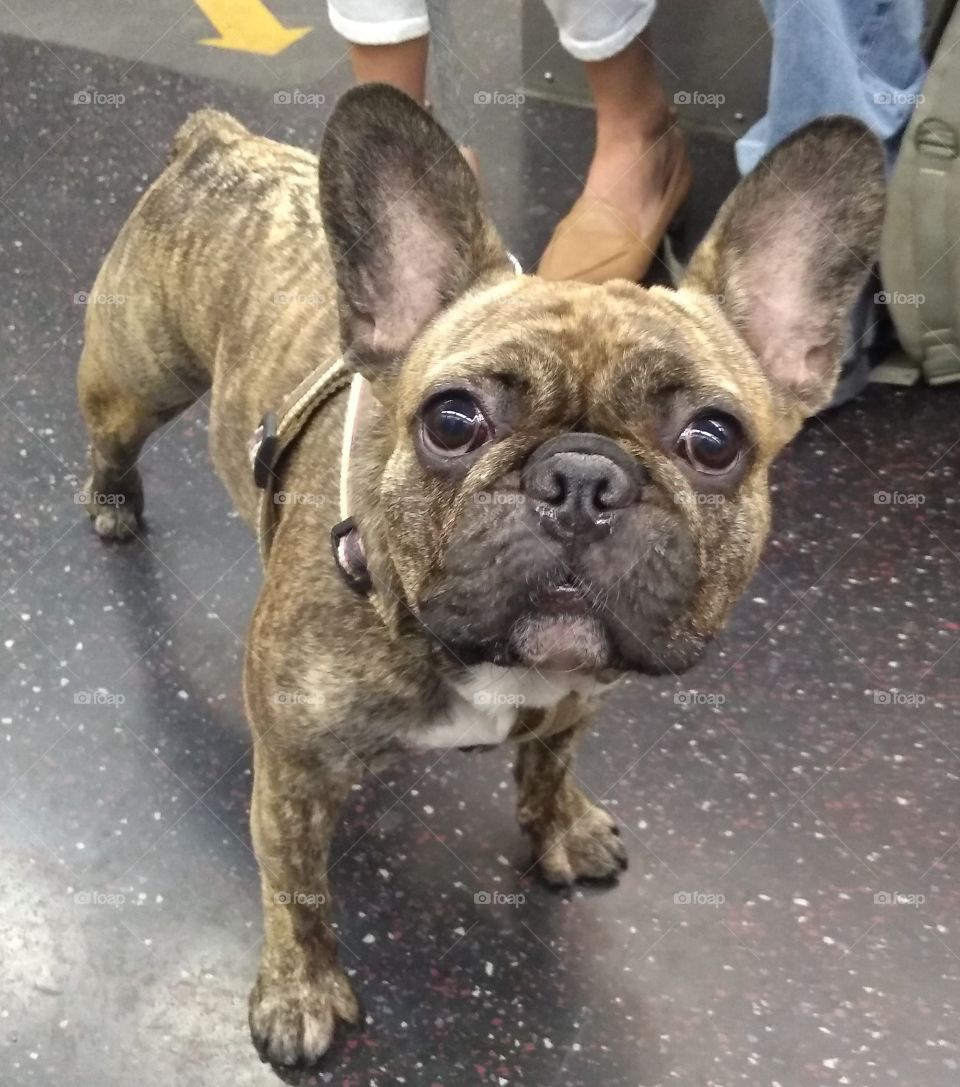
[
  {"left": 319, "top": 84, "right": 508, "bottom": 381},
  {"left": 683, "top": 117, "right": 885, "bottom": 416}
]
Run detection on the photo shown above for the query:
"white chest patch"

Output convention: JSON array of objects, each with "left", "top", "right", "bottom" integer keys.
[{"left": 412, "top": 663, "right": 610, "bottom": 750}]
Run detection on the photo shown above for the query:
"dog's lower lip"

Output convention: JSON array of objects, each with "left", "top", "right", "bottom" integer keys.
[{"left": 510, "top": 612, "right": 609, "bottom": 671}]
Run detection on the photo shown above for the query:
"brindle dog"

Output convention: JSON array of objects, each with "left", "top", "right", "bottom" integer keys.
[{"left": 78, "top": 85, "right": 884, "bottom": 1068}]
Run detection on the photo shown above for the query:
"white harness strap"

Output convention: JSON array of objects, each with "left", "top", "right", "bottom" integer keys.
[{"left": 338, "top": 372, "right": 368, "bottom": 523}]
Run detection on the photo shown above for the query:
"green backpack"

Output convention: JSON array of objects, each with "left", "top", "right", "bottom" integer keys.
[{"left": 879, "top": 0, "right": 960, "bottom": 386}]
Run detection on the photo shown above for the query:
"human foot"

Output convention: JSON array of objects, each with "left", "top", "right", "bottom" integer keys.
[{"left": 539, "top": 116, "right": 691, "bottom": 283}]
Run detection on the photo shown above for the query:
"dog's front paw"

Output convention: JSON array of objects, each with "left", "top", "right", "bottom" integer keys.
[
  {"left": 82, "top": 468, "right": 144, "bottom": 542},
  {"left": 90, "top": 504, "right": 140, "bottom": 541},
  {"left": 83, "top": 477, "right": 141, "bottom": 541},
  {"left": 521, "top": 788, "right": 628, "bottom": 886},
  {"left": 248, "top": 965, "right": 360, "bottom": 1068}
]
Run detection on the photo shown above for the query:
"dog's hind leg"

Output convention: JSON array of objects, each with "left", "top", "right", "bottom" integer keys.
[{"left": 78, "top": 306, "right": 207, "bottom": 540}]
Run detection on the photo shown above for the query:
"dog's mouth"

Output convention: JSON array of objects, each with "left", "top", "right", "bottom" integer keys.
[
  {"left": 536, "top": 573, "right": 589, "bottom": 605},
  {"left": 418, "top": 546, "right": 705, "bottom": 678}
]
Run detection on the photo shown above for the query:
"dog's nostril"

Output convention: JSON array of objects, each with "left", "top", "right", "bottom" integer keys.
[
  {"left": 546, "top": 470, "right": 566, "bottom": 506},
  {"left": 594, "top": 480, "right": 613, "bottom": 510},
  {"left": 594, "top": 470, "right": 634, "bottom": 511}
]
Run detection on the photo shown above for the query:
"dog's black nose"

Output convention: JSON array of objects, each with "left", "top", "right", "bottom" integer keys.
[{"left": 522, "top": 433, "right": 645, "bottom": 538}]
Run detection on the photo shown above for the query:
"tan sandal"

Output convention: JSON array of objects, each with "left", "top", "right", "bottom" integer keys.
[{"left": 538, "top": 129, "right": 693, "bottom": 285}]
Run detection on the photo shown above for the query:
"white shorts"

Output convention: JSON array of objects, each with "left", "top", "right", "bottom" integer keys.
[{"left": 327, "top": 0, "right": 656, "bottom": 61}]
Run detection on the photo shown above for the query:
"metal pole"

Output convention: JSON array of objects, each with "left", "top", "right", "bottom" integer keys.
[{"left": 424, "top": 0, "right": 472, "bottom": 139}]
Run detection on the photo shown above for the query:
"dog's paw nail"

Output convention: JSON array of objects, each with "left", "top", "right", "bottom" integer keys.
[
  {"left": 539, "top": 863, "right": 576, "bottom": 888},
  {"left": 91, "top": 506, "right": 139, "bottom": 541}
]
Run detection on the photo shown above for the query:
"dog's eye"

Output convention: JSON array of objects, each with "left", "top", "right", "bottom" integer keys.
[
  {"left": 676, "top": 412, "right": 743, "bottom": 474},
  {"left": 421, "top": 393, "right": 491, "bottom": 457}
]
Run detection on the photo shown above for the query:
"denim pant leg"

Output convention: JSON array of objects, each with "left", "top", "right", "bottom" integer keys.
[
  {"left": 733, "top": 0, "right": 927, "bottom": 403},
  {"left": 735, "top": 0, "right": 927, "bottom": 175}
]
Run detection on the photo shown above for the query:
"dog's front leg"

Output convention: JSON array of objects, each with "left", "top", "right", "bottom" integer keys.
[
  {"left": 515, "top": 705, "right": 628, "bottom": 886},
  {"left": 247, "top": 746, "right": 360, "bottom": 1067}
]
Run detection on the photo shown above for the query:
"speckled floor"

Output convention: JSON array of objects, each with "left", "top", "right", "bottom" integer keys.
[{"left": 2, "top": 10, "right": 959, "bottom": 1087}]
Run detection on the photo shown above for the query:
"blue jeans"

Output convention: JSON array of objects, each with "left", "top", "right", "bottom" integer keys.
[{"left": 735, "top": 0, "right": 927, "bottom": 175}]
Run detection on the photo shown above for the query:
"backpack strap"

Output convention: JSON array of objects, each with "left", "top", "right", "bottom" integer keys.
[
  {"left": 912, "top": 116, "right": 960, "bottom": 385},
  {"left": 881, "top": 2, "right": 960, "bottom": 386}
]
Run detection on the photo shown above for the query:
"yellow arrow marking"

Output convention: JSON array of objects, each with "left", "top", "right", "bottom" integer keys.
[{"left": 196, "top": 0, "right": 312, "bottom": 56}]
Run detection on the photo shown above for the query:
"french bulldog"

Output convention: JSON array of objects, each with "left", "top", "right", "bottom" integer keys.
[{"left": 77, "top": 84, "right": 884, "bottom": 1068}]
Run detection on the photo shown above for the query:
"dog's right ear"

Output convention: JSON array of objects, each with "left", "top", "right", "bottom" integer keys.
[
  {"left": 319, "top": 84, "right": 507, "bottom": 382},
  {"left": 683, "top": 116, "right": 885, "bottom": 419}
]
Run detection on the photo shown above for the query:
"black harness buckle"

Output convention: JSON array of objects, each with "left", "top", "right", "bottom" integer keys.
[
  {"left": 251, "top": 411, "right": 279, "bottom": 490},
  {"left": 331, "top": 517, "right": 372, "bottom": 594}
]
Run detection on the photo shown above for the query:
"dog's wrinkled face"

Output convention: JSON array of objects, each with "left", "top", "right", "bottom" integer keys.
[
  {"left": 319, "top": 85, "right": 885, "bottom": 676},
  {"left": 382, "top": 278, "right": 785, "bottom": 674}
]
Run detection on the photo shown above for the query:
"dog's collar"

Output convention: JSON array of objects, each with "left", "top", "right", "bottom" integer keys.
[{"left": 251, "top": 251, "right": 524, "bottom": 588}]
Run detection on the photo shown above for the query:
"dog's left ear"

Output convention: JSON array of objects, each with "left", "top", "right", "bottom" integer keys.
[
  {"left": 683, "top": 116, "right": 885, "bottom": 417},
  {"left": 319, "top": 84, "right": 508, "bottom": 380}
]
